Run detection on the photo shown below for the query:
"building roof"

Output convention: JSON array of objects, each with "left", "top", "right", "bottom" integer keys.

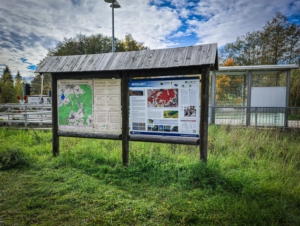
[
  {"left": 35, "top": 43, "right": 218, "bottom": 73},
  {"left": 217, "top": 64, "right": 299, "bottom": 73}
]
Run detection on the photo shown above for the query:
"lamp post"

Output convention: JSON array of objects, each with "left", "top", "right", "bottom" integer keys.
[{"left": 104, "top": 0, "right": 121, "bottom": 53}]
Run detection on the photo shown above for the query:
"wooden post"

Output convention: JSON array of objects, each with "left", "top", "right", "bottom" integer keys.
[
  {"left": 121, "top": 72, "right": 129, "bottom": 166},
  {"left": 51, "top": 73, "right": 59, "bottom": 157},
  {"left": 210, "top": 71, "right": 216, "bottom": 124},
  {"left": 200, "top": 67, "right": 210, "bottom": 162}
]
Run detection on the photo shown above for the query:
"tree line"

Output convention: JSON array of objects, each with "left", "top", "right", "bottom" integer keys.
[
  {"left": 217, "top": 12, "right": 300, "bottom": 106},
  {"left": 0, "top": 66, "right": 23, "bottom": 103},
  {"left": 1, "top": 13, "right": 299, "bottom": 106}
]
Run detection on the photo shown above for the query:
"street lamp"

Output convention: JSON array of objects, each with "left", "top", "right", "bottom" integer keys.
[{"left": 104, "top": 0, "right": 121, "bottom": 53}]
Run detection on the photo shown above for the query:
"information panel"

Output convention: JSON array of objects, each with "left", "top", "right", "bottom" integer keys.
[
  {"left": 129, "top": 77, "right": 200, "bottom": 137},
  {"left": 57, "top": 79, "right": 121, "bottom": 133}
]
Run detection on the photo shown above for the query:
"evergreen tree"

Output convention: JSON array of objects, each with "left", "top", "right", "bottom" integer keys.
[
  {"left": 14, "top": 71, "right": 23, "bottom": 100},
  {"left": 0, "top": 66, "right": 15, "bottom": 103}
]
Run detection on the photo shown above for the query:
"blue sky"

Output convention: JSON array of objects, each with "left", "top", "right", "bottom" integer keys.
[{"left": 0, "top": 0, "right": 299, "bottom": 79}]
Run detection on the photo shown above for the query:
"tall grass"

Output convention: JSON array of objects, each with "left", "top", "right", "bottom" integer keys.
[{"left": 0, "top": 126, "right": 300, "bottom": 225}]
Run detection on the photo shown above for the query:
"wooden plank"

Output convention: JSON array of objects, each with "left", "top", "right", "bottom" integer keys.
[
  {"left": 136, "top": 50, "right": 152, "bottom": 69},
  {"left": 129, "top": 66, "right": 202, "bottom": 78},
  {"left": 200, "top": 67, "right": 210, "bottom": 162},
  {"left": 121, "top": 51, "right": 137, "bottom": 69},
  {"left": 58, "top": 131, "right": 121, "bottom": 140},
  {"left": 95, "top": 53, "right": 113, "bottom": 71},
  {"left": 182, "top": 46, "right": 194, "bottom": 66},
  {"left": 79, "top": 55, "right": 97, "bottom": 71},
  {"left": 130, "top": 50, "right": 147, "bottom": 69},
  {"left": 36, "top": 57, "right": 53, "bottom": 73},
  {"left": 190, "top": 45, "right": 203, "bottom": 65},
  {"left": 52, "top": 56, "right": 67, "bottom": 72},
  {"left": 103, "top": 53, "right": 118, "bottom": 70},
  {"left": 51, "top": 73, "right": 59, "bottom": 157},
  {"left": 36, "top": 44, "right": 218, "bottom": 73},
  {"left": 71, "top": 55, "right": 88, "bottom": 71},
  {"left": 148, "top": 49, "right": 164, "bottom": 69},
  {"left": 118, "top": 51, "right": 134, "bottom": 70},
  {"left": 109, "top": 52, "right": 125, "bottom": 70},
  {"left": 157, "top": 48, "right": 172, "bottom": 68},
  {"left": 73, "top": 55, "right": 90, "bottom": 71},
  {"left": 89, "top": 54, "right": 105, "bottom": 71},
  {"left": 55, "top": 72, "right": 120, "bottom": 80},
  {"left": 140, "top": 49, "right": 155, "bottom": 69},
  {"left": 165, "top": 48, "right": 178, "bottom": 68},
  {"left": 170, "top": 47, "right": 185, "bottom": 67},
  {"left": 60, "top": 55, "right": 81, "bottom": 72},
  {"left": 129, "top": 135, "right": 199, "bottom": 145}
]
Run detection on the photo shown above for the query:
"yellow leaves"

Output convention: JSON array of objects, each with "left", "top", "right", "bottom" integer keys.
[{"left": 223, "top": 58, "right": 236, "bottom": 66}]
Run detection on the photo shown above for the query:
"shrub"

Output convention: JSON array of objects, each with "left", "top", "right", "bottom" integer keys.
[{"left": 0, "top": 148, "right": 29, "bottom": 170}]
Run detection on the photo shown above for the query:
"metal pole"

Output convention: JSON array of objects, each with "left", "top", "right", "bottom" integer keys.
[
  {"left": 210, "top": 71, "right": 216, "bottom": 124},
  {"left": 41, "top": 74, "right": 44, "bottom": 96},
  {"left": 285, "top": 70, "right": 290, "bottom": 128},
  {"left": 112, "top": 0, "right": 114, "bottom": 53}
]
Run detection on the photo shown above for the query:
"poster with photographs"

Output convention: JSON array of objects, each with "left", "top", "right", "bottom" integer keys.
[{"left": 129, "top": 77, "right": 199, "bottom": 137}]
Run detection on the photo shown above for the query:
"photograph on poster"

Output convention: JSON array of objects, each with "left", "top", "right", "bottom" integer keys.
[
  {"left": 129, "top": 77, "right": 200, "bottom": 137},
  {"left": 184, "top": 106, "right": 196, "bottom": 117},
  {"left": 147, "top": 89, "right": 178, "bottom": 107}
]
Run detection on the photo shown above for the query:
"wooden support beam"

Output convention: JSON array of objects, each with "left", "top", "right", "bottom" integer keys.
[
  {"left": 58, "top": 131, "right": 121, "bottom": 140},
  {"left": 200, "top": 67, "right": 210, "bottom": 162},
  {"left": 130, "top": 135, "right": 199, "bottom": 145},
  {"left": 121, "top": 72, "right": 130, "bottom": 166},
  {"left": 51, "top": 73, "right": 59, "bottom": 157}
]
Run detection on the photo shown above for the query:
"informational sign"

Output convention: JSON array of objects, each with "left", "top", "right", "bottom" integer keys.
[
  {"left": 129, "top": 77, "right": 200, "bottom": 137},
  {"left": 28, "top": 96, "right": 50, "bottom": 104},
  {"left": 251, "top": 87, "right": 286, "bottom": 107},
  {"left": 57, "top": 79, "right": 121, "bottom": 133}
]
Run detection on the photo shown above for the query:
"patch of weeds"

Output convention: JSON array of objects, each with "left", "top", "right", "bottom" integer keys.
[{"left": 0, "top": 148, "right": 29, "bottom": 170}]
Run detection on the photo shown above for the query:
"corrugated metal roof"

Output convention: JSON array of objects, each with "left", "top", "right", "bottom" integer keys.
[
  {"left": 35, "top": 43, "right": 218, "bottom": 73},
  {"left": 217, "top": 64, "right": 299, "bottom": 73}
]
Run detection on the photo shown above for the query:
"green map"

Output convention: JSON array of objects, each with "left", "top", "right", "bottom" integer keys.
[{"left": 58, "top": 83, "right": 93, "bottom": 128}]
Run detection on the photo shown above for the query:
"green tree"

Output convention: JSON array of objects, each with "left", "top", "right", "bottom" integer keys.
[
  {"left": 30, "top": 73, "right": 51, "bottom": 95},
  {"left": 119, "top": 34, "right": 148, "bottom": 51},
  {"left": 47, "top": 33, "right": 148, "bottom": 56},
  {"left": 216, "top": 58, "right": 243, "bottom": 105},
  {"left": 0, "top": 66, "right": 15, "bottom": 103},
  {"left": 36, "top": 33, "right": 148, "bottom": 95},
  {"left": 14, "top": 71, "right": 23, "bottom": 100},
  {"left": 220, "top": 12, "right": 300, "bottom": 65},
  {"left": 290, "top": 69, "right": 300, "bottom": 107}
]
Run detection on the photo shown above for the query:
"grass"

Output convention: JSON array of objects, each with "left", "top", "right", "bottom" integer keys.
[
  {"left": 289, "top": 114, "right": 300, "bottom": 120},
  {"left": 0, "top": 126, "right": 300, "bottom": 225}
]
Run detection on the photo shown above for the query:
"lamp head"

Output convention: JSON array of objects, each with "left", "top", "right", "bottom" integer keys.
[{"left": 110, "top": 2, "right": 121, "bottom": 8}]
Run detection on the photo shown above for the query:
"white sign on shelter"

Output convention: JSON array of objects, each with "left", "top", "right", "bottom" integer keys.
[{"left": 251, "top": 87, "right": 286, "bottom": 107}]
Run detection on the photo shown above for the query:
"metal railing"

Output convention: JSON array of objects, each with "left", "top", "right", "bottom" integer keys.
[
  {"left": 0, "top": 104, "right": 299, "bottom": 129},
  {"left": 0, "top": 104, "right": 52, "bottom": 128},
  {"left": 210, "top": 106, "right": 300, "bottom": 128}
]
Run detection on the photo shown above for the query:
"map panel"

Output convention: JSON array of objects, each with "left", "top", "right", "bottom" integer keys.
[{"left": 57, "top": 80, "right": 93, "bottom": 131}]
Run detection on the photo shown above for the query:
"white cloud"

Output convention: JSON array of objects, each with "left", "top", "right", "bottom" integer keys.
[
  {"left": 0, "top": 0, "right": 299, "bottom": 77},
  {"left": 190, "top": 0, "right": 300, "bottom": 46}
]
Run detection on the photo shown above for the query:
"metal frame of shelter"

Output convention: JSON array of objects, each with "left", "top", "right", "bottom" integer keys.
[
  {"left": 210, "top": 64, "right": 299, "bottom": 127},
  {"left": 36, "top": 43, "right": 218, "bottom": 165}
]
